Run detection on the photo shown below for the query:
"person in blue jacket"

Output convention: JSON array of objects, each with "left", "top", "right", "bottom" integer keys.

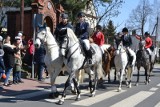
[{"left": 34, "top": 43, "right": 46, "bottom": 81}]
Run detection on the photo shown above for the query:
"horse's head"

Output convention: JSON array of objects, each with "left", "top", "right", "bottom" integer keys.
[
  {"left": 115, "top": 42, "right": 126, "bottom": 55},
  {"left": 57, "top": 28, "right": 78, "bottom": 56},
  {"left": 35, "top": 24, "right": 52, "bottom": 48},
  {"left": 139, "top": 39, "right": 145, "bottom": 50}
]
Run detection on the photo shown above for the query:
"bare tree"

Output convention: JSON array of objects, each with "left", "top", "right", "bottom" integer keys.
[
  {"left": 93, "top": 0, "right": 124, "bottom": 25},
  {"left": 126, "top": 0, "right": 152, "bottom": 36}
]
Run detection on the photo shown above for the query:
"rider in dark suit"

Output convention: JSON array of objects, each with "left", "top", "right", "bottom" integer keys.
[
  {"left": 119, "top": 27, "right": 136, "bottom": 66},
  {"left": 75, "top": 12, "right": 92, "bottom": 64},
  {"left": 54, "top": 13, "right": 73, "bottom": 41}
]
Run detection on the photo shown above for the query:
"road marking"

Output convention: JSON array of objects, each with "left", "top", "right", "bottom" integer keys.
[
  {"left": 149, "top": 87, "right": 159, "bottom": 92},
  {"left": 157, "top": 83, "right": 160, "bottom": 87},
  {"left": 155, "top": 101, "right": 160, "bottom": 107},
  {"left": 72, "top": 90, "right": 126, "bottom": 106},
  {"left": 110, "top": 91, "right": 154, "bottom": 107}
]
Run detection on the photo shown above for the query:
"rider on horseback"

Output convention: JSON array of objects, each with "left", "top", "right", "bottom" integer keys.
[
  {"left": 134, "top": 32, "right": 153, "bottom": 62},
  {"left": 134, "top": 32, "right": 153, "bottom": 55},
  {"left": 90, "top": 25, "right": 105, "bottom": 59},
  {"left": 119, "top": 27, "right": 136, "bottom": 67},
  {"left": 75, "top": 12, "right": 92, "bottom": 64},
  {"left": 54, "top": 13, "right": 73, "bottom": 41}
]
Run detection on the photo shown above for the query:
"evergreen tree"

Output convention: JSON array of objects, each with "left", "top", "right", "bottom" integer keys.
[
  {"left": 104, "top": 20, "right": 116, "bottom": 45},
  {"left": 57, "top": 0, "right": 88, "bottom": 24}
]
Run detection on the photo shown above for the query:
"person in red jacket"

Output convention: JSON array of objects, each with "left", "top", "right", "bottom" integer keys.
[
  {"left": 135, "top": 32, "right": 153, "bottom": 55},
  {"left": 91, "top": 25, "right": 105, "bottom": 46},
  {"left": 91, "top": 25, "right": 105, "bottom": 53}
]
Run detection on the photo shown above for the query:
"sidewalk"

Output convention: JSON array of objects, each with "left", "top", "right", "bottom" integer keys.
[
  {"left": 0, "top": 78, "right": 51, "bottom": 96},
  {"left": 0, "top": 74, "right": 68, "bottom": 97}
]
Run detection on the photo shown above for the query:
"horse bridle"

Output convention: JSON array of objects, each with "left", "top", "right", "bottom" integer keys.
[
  {"left": 36, "top": 29, "right": 58, "bottom": 48},
  {"left": 59, "top": 34, "right": 79, "bottom": 61}
]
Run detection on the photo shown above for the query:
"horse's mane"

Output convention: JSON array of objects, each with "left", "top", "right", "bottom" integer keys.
[
  {"left": 67, "top": 28, "right": 79, "bottom": 42},
  {"left": 46, "top": 27, "right": 51, "bottom": 32}
]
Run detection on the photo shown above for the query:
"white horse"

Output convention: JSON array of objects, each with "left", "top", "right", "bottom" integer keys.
[
  {"left": 35, "top": 26, "right": 64, "bottom": 98},
  {"left": 56, "top": 28, "right": 104, "bottom": 105},
  {"left": 114, "top": 42, "right": 135, "bottom": 91}
]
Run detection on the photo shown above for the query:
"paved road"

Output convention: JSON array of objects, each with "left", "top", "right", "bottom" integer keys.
[{"left": 0, "top": 64, "right": 160, "bottom": 107}]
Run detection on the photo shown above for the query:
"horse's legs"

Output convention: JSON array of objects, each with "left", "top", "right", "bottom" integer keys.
[
  {"left": 125, "top": 68, "right": 129, "bottom": 86},
  {"left": 136, "top": 67, "right": 140, "bottom": 86},
  {"left": 90, "top": 67, "right": 98, "bottom": 97},
  {"left": 114, "top": 69, "right": 117, "bottom": 82},
  {"left": 108, "top": 71, "right": 111, "bottom": 83},
  {"left": 49, "top": 68, "right": 61, "bottom": 99},
  {"left": 57, "top": 71, "right": 77, "bottom": 105},
  {"left": 128, "top": 66, "right": 134, "bottom": 88},
  {"left": 149, "top": 63, "right": 153, "bottom": 82},
  {"left": 57, "top": 77, "right": 70, "bottom": 105},
  {"left": 118, "top": 69, "right": 124, "bottom": 92},
  {"left": 144, "top": 68, "right": 149, "bottom": 85},
  {"left": 72, "top": 78, "right": 81, "bottom": 101}
]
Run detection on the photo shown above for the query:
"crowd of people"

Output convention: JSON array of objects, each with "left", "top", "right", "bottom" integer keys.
[{"left": 0, "top": 32, "right": 48, "bottom": 87}]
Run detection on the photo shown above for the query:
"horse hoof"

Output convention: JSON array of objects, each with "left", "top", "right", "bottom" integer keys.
[
  {"left": 145, "top": 81, "right": 148, "bottom": 85},
  {"left": 71, "top": 90, "right": 77, "bottom": 95},
  {"left": 56, "top": 100, "right": 64, "bottom": 105},
  {"left": 117, "top": 88, "right": 121, "bottom": 92},
  {"left": 48, "top": 92, "right": 59, "bottom": 99},
  {"left": 149, "top": 79, "right": 151, "bottom": 82},
  {"left": 135, "top": 83, "right": 138, "bottom": 86},
  {"left": 75, "top": 97, "right": 80, "bottom": 101},
  {"left": 90, "top": 94, "right": 95, "bottom": 97},
  {"left": 128, "top": 84, "right": 131, "bottom": 88}
]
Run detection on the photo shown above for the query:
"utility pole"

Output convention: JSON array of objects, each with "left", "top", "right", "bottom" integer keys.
[{"left": 20, "top": 0, "right": 24, "bottom": 32}]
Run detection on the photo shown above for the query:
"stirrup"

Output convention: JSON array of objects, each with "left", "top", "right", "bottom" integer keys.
[{"left": 88, "top": 59, "right": 92, "bottom": 64}]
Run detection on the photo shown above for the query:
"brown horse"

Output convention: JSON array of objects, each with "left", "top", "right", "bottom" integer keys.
[{"left": 102, "top": 46, "right": 116, "bottom": 82}]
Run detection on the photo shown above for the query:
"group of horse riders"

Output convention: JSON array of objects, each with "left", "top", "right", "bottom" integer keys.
[{"left": 54, "top": 11, "right": 154, "bottom": 66}]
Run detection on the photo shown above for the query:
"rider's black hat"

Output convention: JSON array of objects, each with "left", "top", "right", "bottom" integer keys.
[
  {"left": 144, "top": 32, "right": 150, "bottom": 36},
  {"left": 77, "top": 12, "right": 85, "bottom": 17},
  {"left": 122, "top": 27, "right": 128, "bottom": 32},
  {"left": 61, "top": 13, "right": 68, "bottom": 19},
  {"left": 96, "top": 25, "right": 102, "bottom": 30}
]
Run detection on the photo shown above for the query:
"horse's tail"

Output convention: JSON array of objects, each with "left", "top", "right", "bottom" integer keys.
[{"left": 75, "top": 69, "right": 85, "bottom": 84}]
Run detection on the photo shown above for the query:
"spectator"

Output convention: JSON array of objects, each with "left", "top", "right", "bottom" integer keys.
[
  {"left": 34, "top": 44, "right": 46, "bottom": 81},
  {"left": 3, "top": 35, "right": 17, "bottom": 86},
  {"left": 0, "top": 36, "right": 5, "bottom": 80},
  {"left": 13, "top": 37, "right": 23, "bottom": 84},
  {"left": 23, "top": 39, "right": 34, "bottom": 67}
]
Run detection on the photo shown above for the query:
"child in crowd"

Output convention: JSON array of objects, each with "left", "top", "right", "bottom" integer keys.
[{"left": 13, "top": 37, "right": 23, "bottom": 84}]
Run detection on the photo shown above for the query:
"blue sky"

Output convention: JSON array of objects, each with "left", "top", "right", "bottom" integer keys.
[
  {"left": 112, "top": 0, "right": 154, "bottom": 32},
  {"left": 112, "top": 0, "right": 139, "bottom": 32}
]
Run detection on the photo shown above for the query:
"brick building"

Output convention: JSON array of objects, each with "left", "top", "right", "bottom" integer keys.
[{"left": 6, "top": 0, "right": 64, "bottom": 41}]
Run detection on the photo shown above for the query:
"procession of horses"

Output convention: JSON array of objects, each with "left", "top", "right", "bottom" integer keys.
[{"left": 34, "top": 25, "right": 157, "bottom": 105}]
